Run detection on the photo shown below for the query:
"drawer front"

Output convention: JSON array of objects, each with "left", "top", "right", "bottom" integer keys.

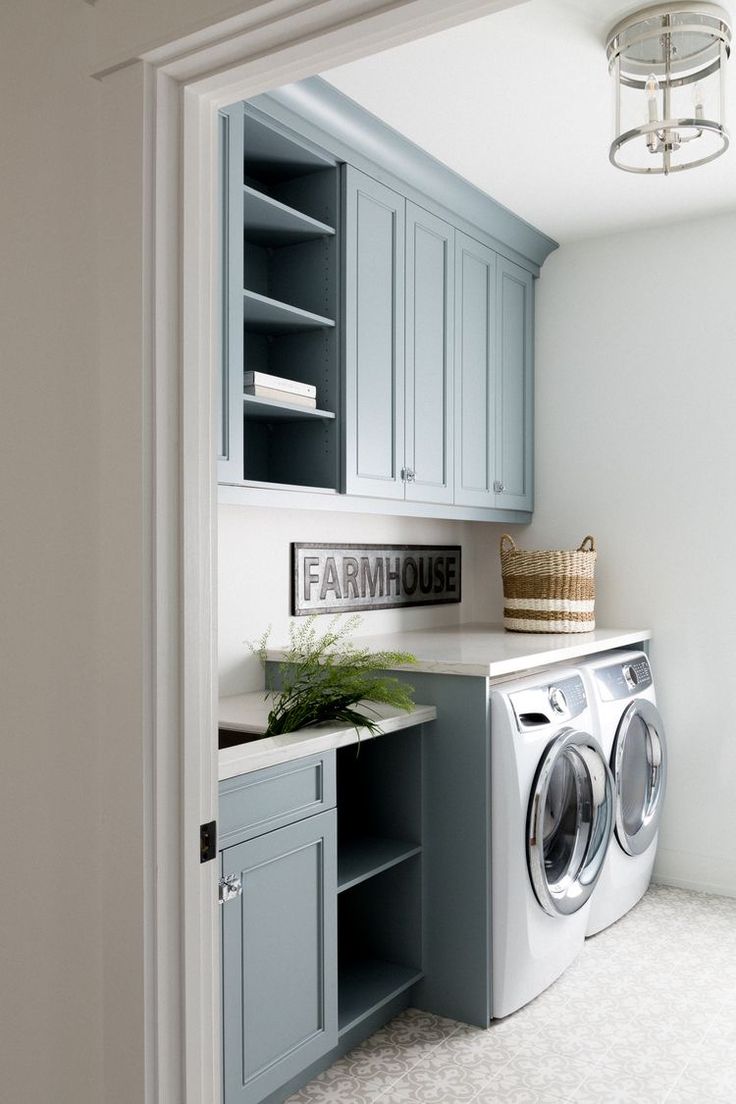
[{"left": 219, "top": 752, "right": 336, "bottom": 847}]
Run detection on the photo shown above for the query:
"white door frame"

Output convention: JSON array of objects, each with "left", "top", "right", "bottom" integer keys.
[{"left": 98, "top": 2, "right": 527, "bottom": 1100}]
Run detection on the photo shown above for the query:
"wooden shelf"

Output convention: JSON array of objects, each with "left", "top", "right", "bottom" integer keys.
[
  {"left": 243, "top": 394, "right": 335, "bottom": 422},
  {"left": 243, "top": 185, "right": 334, "bottom": 246},
  {"left": 338, "top": 959, "right": 423, "bottom": 1036},
  {"left": 243, "top": 289, "right": 335, "bottom": 334},
  {"left": 338, "top": 837, "right": 422, "bottom": 894}
]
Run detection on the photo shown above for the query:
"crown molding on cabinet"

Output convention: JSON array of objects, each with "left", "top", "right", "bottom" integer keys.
[{"left": 251, "top": 76, "right": 558, "bottom": 273}]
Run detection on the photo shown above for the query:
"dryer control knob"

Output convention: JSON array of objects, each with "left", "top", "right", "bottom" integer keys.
[{"left": 549, "top": 687, "right": 567, "bottom": 714}]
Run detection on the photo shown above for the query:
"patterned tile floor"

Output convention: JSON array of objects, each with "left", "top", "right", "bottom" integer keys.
[{"left": 286, "top": 886, "right": 736, "bottom": 1103}]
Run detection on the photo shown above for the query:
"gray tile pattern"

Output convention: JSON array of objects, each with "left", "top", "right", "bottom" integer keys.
[{"left": 286, "top": 886, "right": 736, "bottom": 1103}]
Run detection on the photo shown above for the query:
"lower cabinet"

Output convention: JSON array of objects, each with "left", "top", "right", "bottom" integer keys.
[
  {"left": 221, "top": 810, "right": 338, "bottom": 1104},
  {"left": 219, "top": 728, "right": 426, "bottom": 1104}
]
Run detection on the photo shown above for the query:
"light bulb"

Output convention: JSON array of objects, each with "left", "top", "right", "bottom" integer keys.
[
  {"left": 644, "top": 72, "right": 662, "bottom": 123},
  {"left": 693, "top": 82, "right": 705, "bottom": 119},
  {"left": 646, "top": 73, "right": 660, "bottom": 124}
]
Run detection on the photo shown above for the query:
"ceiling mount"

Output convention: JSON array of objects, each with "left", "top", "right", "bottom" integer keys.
[{"left": 606, "top": 2, "right": 732, "bottom": 174}]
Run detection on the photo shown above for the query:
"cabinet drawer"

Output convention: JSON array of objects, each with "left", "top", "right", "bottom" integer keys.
[{"left": 219, "top": 752, "right": 336, "bottom": 847}]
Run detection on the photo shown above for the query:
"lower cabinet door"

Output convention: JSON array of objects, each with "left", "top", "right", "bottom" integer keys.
[{"left": 221, "top": 810, "right": 338, "bottom": 1104}]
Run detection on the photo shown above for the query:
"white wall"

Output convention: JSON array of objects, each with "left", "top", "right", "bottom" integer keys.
[
  {"left": 525, "top": 212, "right": 736, "bottom": 897},
  {"left": 219, "top": 505, "right": 506, "bottom": 695}
]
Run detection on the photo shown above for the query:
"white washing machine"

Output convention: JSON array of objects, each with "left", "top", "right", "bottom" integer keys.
[
  {"left": 581, "top": 650, "right": 667, "bottom": 937},
  {"left": 490, "top": 668, "right": 615, "bottom": 1018}
]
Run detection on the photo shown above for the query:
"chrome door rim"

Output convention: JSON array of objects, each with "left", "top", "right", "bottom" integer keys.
[
  {"left": 527, "top": 728, "right": 615, "bottom": 917},
  {"left": 613, "top": 699, "right": 667, "bottom": 856}
]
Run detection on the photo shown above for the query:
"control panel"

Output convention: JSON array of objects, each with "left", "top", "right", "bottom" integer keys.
[
  {"left": 509, "top": 675, "right": 588, "bottom": 730},
  {"left": 554, "top": 675, "right": 588, "bottom": 716},
  {"left": 595, "top": 654, "right": 652, "bottom": 701}
]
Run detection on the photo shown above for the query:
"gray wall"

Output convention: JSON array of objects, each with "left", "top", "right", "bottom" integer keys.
[{"left": 0, "top": 4, "right": 102, "bottom": 1102}]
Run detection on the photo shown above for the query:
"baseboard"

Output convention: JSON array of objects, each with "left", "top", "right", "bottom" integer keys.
[{"left": 653, "top": 846, "right": 736, "bottom": 899}]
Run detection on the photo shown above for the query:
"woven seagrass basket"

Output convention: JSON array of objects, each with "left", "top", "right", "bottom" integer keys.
[{"left": 499, "top": 534, "right": 597, "bottom": 633}]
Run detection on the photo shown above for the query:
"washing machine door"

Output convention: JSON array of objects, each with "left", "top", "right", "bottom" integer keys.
[
  {"left": 612, "top": 699, "right": 667, "bottom": 856},
  {"left": 527, "top": 728, "right": 615, "bottom": 917}
]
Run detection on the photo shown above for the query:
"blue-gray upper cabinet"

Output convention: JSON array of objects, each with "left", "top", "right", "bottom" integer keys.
[
  {"left": 454, "top": 233, "right": 497, "bottom": 509},
  {"left": 494, "top": 257, "right": 533, "bottom": 512},
  {"left": 404, "top": 204, "right": 454, "bottom": 505},
  {"left": 221, "top": 809, "right": 338, "bottom": 1104},
  {"left": 343, "top": 166, "right": 405, "bottom": 499},
  {"left": 454, "top": 235, "right": 534, "bottom": 511}
]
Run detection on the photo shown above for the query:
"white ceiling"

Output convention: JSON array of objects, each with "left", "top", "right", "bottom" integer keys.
[{"left": 323, "top": 0, "right": 736, "bottom": 243}]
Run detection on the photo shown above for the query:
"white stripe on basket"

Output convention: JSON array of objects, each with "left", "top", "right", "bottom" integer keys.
[
  {"left": 504, "top": 617, "right": 595, "bottom": 633},
  {"left": 504, "top": 598, "right": 595, "bottom": 613}
]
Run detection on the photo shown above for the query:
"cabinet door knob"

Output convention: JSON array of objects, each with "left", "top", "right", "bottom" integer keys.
[
  {"left": 493, "top": 480, "right": 505, "bottom": 494},
  {"left": 406, "top": 468, "right": 416, "bottom": 483},
  {"left": 219, "top": 874, "right": 243, "bottom": 904}
]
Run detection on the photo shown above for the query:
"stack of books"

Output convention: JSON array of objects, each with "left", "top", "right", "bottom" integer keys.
[{"left": 244, "top": 371, "right": 317, "bottom": 409}]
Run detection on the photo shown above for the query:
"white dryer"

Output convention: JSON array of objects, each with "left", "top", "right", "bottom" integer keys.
[
  {"left": 581, "top": 650, "right": 667, "bottom": 937},
  {"left": 490, "top": 668, "right": 614, "bottom": 1018}
]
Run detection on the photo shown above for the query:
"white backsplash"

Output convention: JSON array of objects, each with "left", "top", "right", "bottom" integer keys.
[{"left": 218, "top": 503, "right": 510, "bottom": 695}]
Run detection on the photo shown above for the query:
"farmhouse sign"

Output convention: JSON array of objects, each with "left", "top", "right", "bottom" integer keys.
[{"left": 291, "top": 543, "right": 462, "bottom": 615}]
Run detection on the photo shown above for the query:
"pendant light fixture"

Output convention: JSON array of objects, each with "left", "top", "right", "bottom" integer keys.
[{"left": 606, "top": 3, "right": 732, "bottom": 174}]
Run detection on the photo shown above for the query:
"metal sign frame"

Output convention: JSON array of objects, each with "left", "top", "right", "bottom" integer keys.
[{"left": 291, "top": 543, "right": 462, "bottom": 615}]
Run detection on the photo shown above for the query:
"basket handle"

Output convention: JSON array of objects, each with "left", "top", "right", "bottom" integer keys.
[
  {"left": 578, "top": 535, "right": 596, "bottom": 552},
  {"left": 500, "top": 533, "right": 517, "bottom": 553}
]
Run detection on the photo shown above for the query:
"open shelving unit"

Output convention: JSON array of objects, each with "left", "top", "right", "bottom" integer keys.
[
  {"left": 335, "top": 729, "right": 423, "bottom": 1036},
  {"left": 220, "top": 102, "right": 341, "bottom": 490}
]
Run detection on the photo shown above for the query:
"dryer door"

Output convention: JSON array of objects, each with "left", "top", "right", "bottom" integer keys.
[
  {"left": 527, "top": 728, "right": 615, "bottom": 917},
  {"left": 612, "top": 699, "right": 667, "bottom": 856}
]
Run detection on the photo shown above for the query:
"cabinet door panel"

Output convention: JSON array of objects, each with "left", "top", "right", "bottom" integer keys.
[
  {"left": 343, "top": 167, "right": 405, "bottom": 498},
  {"left": 495, "top": 257, "right": 533, "bottom": 511},
  {"left": 222, "top": 811, "right": 338, "bottom": 1104},
  {"left": 405, "top": 204, "right": 454, "bottom": 504},
  {"left": 454, "top": 233, "right": 496, "bottom": 508}
]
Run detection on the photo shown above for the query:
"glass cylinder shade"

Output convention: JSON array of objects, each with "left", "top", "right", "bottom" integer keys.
[{"left": 606, "top": 3, "right": 732, "bottom": 173}]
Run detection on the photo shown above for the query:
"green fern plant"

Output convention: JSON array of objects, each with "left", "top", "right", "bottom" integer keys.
[{"left": 251, "top": 615, "right": 417, "bottom": 737}]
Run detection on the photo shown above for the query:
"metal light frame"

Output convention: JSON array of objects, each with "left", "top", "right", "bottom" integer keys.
[{"left": 606, "top": 2, "right": 732, "bottom": 174}]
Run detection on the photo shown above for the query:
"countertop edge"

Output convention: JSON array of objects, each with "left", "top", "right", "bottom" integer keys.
[{"left": 218, "top": 700, "right": 437, "bottom": 780}]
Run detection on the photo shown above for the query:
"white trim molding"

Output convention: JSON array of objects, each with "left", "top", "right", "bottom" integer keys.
[{"left": 96, "top": 2, "right": 528, "bottom": 1101}]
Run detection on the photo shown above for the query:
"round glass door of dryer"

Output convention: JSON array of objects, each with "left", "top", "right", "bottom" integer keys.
[
  {"left": 527, "top": 729, "right": 615, "bottom": 917},
  {"left": 612, "top": 699, "right": 667, "bottom": 856}
]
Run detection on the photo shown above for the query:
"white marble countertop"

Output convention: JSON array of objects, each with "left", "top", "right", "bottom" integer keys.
[
  {"left": 266, "top": 622, "right": 651, "bottom": 680},
  {"left": 218, "top": 692, "right": 437, "bottom": 780}
]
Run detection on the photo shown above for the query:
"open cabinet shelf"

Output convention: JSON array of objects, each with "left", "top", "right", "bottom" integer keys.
[
  {"left": 337, "top": 837, "right": 422, "bottom": 894},
  {"left": 243, "top": 289, "right": 335, "bottom": 334},
  {"left": 244, "top": 184, "right": 335, "bottom": 246},
  {"left": 243, "top": 394, "right": 335, "bottom": 422},
  {"left": 338, "top": 959, "right": 424, "bottom": 1036},
  {"left": 243, "top": 111, "right": 335, "bottom": 184}
]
